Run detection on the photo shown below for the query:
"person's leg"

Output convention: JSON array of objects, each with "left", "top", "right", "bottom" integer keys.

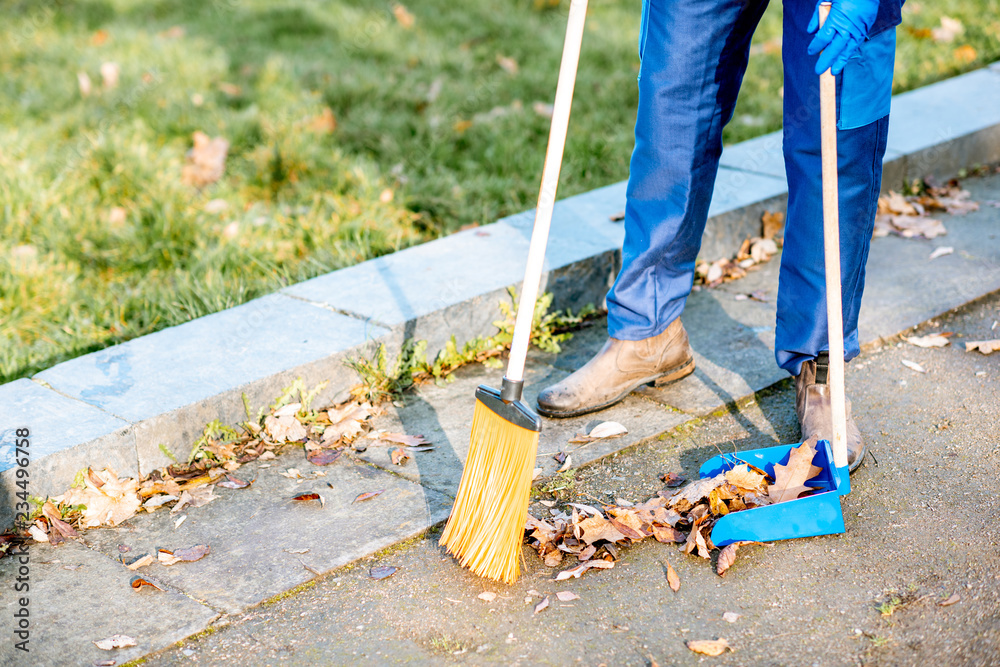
[
  {"left": 608, "top": 0, "right": 771, "bottom": 340},
  {"left": 777, "top": 0, "right": 895, "bottom": 469},
  {"left": 538, "top": 0, "right": 769, "bottom": 418}
]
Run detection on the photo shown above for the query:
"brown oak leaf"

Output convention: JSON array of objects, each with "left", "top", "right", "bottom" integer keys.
[{"left": 768, "top": 437, "right": 823, "bottom": 503}]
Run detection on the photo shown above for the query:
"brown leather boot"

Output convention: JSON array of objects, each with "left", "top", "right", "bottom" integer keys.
[
  {"left": 795, "top": 352, "right": 866, "bottom": 472},
  {"left": 536, "top": 318, "right": 695, "bottom": 418}
]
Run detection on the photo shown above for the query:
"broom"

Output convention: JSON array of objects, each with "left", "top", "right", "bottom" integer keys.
[{"left": 439, "top": 0, "right": 589, "bottom": 584}]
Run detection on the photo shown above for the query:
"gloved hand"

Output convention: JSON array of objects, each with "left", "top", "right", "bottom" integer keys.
[{"left": 807, "top": 0, "right": 879, "bottom": 75}]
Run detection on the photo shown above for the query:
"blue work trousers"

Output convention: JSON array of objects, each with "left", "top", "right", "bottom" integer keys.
[{"left": 606, "top": 0, "right": 896, "bottom": 375}]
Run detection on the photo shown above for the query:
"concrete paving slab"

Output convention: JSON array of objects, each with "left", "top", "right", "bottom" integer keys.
[
  {"left": 0, "top": 379, "right": 134, "bottom": 523},
  {"left": 359, "top": 361, "right": 686, "bottom": 496},
  {"left": 0, "top": 540, "right": 217, "bottom": 667},
  {"left": 857, "top": 173, "right": 1000, "bottom": 343},
  {"left": 35, "top": 294, "right": 387, "bottom": 473},
  {"left": 80, "top": 456, "right": 452, "bottom": 615},
  {"left": 530, "top": 262, "right": 786, "bottom": 416}
]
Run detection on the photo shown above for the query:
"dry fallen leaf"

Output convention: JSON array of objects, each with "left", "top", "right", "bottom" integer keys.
[
  {"left": 322, "top": 404, "right": 371, "bottom": 445},
  {"left": 717, "top": 541, "right": 753, "bottom": 576},
  {"left": 940, "top": 593, "right": 961, "bottom": 606},
  {"left": 750, "top": 238, "right": 778, "bottom": 263},
  {"left": 556, "top": 591, "right": 580, "bottom": 602},
  {"left": 265, "top": 414, "right": 307, "bottom": 443},
  {"left": 882, "top": 190, "right": 917, "bottom": 215},
  {"left": 769, "top": 438, "right": 822, "bottom": 503},
  {"left": 652, "top": 524, "right": 686, "bottom": 544},
  {"left": 58, "top": 467, "right": 141, "bottom": 528},
  {"left": 478, "top": 592, "right": 497, "bottom": 602},
  {"left": 556, "top": 454, "right": 572, "bottom": 473},
  {"left": 124, "top": 554, "right": 155, "bottom": 571},
  {"left": 369, "top": 565, "right": 397, "bottom": 580},
  {"left": 389, "top": 447, "right": 411, "bottom": 466},
  {"left": 143, "top": 494, "right": 178, "bottom": 510},
  {"left": 279, "top": 468, "right": 304, "bottom": 479},
  {"left": 172, "top": 485, "right": 217, "bottom": 514},
  {"left": 217, "top": 474, "right": 251, "bottom": 489},
  {"left": 686, "top": 638, "right": 731, "bottom": 656},
  {"left": 173, "top": 544, "right": 210, "bottom": 562},
  {"left": 27, "top": 523, "right": 48, "bottom": 543},
  {"left": 659, "top": 472, "right": 686, "bottom": 488},
  {"left": 306, "top": 448, "right": 343, "bottom": 466},
  {"left": 569, "top": 421, "right": 628, "bottom": 444},
  {"left": 307, "top": 106, "right": 337, "bottom": 134},
  {"left": 955, "top": 42, "right": 978, "bottom": 62},
  {"left": 496, "top": 54, "right": 519, "bottom": 75},
  {"left": 902, "top": 359, "right": 927, "bottom": 373},
  {"left": 554, "top": 559, "right": 614, "bottom": 580},
  {"left": 665, "top": 561, "right": 680, "bottom": 592},
  {"left": 94, "top": 634, "right": 137, "bottom": 650},
  {"left": 392, "top": 3, "right": 415, "bottom": 28},
  {"left": 929, "top": 246, "right": 954, "bottom": 260},
  {"left": 725, "top": 464, "right": 766, "bottom": 492},
  {"left": 42, "top": 502, "right": 79, "bottom": 542},
  {"left": 533, "top": 596, "right": 550, "bottom": 614},
  {"left": 292, "top": 493, "right": 323, "bottom": 504},
  {"left": 532, "top": 101, "right": 554, "bottom": 118},
  {"left": 100, "top": 62, "right": 120, "bottom": 89},
  {"left": 181, "top": 131, "right": 229, "bottom": 187},
  {"left": 762, "top": 210, "right": 784, "bottom": 240},
  {"left": 683, "top": 520, "right": 712, "bottom": 559},
  {"left": 965, "top": 339, "right": 1000, "bottom": 355},
  {"left": 379, "top": 433, "right": 430, "bottom": 447},
  {"left": 667, "top": 473, "right": 727, "bottom": 512},
  {"left": 78, "top": 71, "right": 93, "bottom": 97},
  {"left": 576, "top": 516, "right": 628, "bottom": 545},
  {"left": 130, "top": 576, "right": 164, "bottom": 592},
  {"left": 566, "top": 502, "right": 602, "bottom": 517},
  {"left": 589, "top": 421, "right": 628, "bottom": 438},
  {"left": 906, "top": 333, "right": 951, "bottom": 348},
  {"left": 931, "top": 15, "right": 964, "bottom": 42},
  {"left": 353, "top": 490, "right": 385, "bottom": 504}
]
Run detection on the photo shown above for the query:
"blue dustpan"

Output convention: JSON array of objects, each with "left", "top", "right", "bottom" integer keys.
[{"left": 698, "top": 439, "right": 850, "bottom": 546}]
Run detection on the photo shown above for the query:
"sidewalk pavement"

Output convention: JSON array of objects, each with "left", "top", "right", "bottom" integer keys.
[
  {"left": 133, "top": 285, "right": 1000, "bottom": 667},
  {"left": 2, "top": 169, "right": 999, "bottom": 666}
]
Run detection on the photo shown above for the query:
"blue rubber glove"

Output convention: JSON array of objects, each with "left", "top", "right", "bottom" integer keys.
[{"left": 807, "top": 0, "right": 879, "bottom": 75}]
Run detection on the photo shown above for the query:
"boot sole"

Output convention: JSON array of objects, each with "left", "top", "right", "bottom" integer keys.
[
  {"left": 848, "top": 440, "right": 868, "bottom": 474},
  {"left": 537, "top": 357, "right": 696, "bottom": 419}
]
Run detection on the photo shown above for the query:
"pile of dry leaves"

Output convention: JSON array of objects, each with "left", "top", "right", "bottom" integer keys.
[
  {"left": 526, "top": 436, "right": 825, "bottom": 579},
  {"left": 16, "top": 379, "right": 428, "bottom": 548},
  {"left": 695, "top": 210, "right": 784, "bottom": 287},
  {"left": 874, "top": 180, "right": 978, "bottom": 240}
]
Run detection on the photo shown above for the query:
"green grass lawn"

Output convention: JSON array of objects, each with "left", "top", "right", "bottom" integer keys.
[{"left": 2, "top": 0, "right": 998, "bottom": 384}]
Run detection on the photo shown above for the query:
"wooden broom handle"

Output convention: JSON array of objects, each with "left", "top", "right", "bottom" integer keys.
[
  {"left": 505, "top": 0, "right": 588, "bottom": 383},
  {"left": 818, "top": 2, "right": 849, "bottom": 469}
]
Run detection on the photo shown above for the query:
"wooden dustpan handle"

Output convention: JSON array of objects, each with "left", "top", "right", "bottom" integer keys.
[
  {"left": 818, "top": 2, "right": 849, "bottom": 468},
  {"left": 505, "top": 0, "right": 588, "bottom": 384}
]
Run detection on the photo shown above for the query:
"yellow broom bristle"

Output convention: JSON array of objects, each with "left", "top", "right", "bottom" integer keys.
[{"left": 439, "top": 398, "right": 540, "bottom": 584}]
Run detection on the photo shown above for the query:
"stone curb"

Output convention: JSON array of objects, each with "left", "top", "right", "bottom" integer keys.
[{"left": 2, "top": 63, "right": 1000, "bottom": 524}]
